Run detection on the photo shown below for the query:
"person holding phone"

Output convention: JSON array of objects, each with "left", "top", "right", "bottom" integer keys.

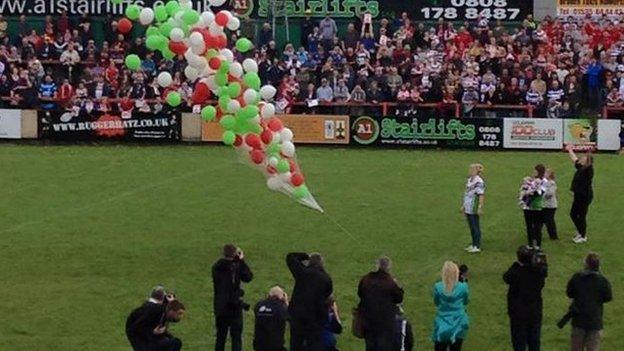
[{"left": 567, "top": 146, "right": 594, "bottom": 243}]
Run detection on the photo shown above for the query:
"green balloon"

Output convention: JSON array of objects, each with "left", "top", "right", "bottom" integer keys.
[
  {"left": 218, "top": 60, "right": 230, "bottom": 73},
  {"left": 165, "top": 0, "right": 181, "bottom": 16},
  {"left": 124, "top": 54, "right": 141, "bottom": 70},
  {"left": 206, "top": 49, "right": 218, "bottom": 58},
  {"left": 166, "top": 91, "right": 182, "bottom": 107},
  {"left": 146, "top": 26, "right": 160, "bottom": 37},
  {"left": 227, "top": 83, "right": 241, "bottom": 99},
  {"left": 146, "top": 35, "right": 164, "bottom": 51},
  {"left": 159, "top": 22, "right": 174, "bottom": 37},
  {"left": 216, "top": 86, "right": 229, "bottom": 97},
  {"left": 243, "top": 72, "right": 261, "bottom": 91},
  {"left": 220, "top": 115, "right": 236, "bottom": 130},
  {"left": 222, "top": 131, "right": 236, "bottom": 145},
  {"left": 276, "top": 159, "right": 290, "bottom": 173},
  {"left": 154, "top": 5, "right": 169, "bottom": 22},
  {"left": 243, "top": 105, "right": 258, "bottom": 118},
  {"left": 249, "top": 122, "right": 263, "bottom": 134},
  {"left": 201, "top": 106, "right": 216, "bottom": 121},
  {"left": 182, "top": 9, "right": 200, "bottom": 25},
  {"left": 162, "top": 46, "right": 175, "bottom": 60},
  {"left": 215, "top": 72, "right": 228, "bottom": 87},
  {"left": 111, "top": 0, "right": 123, "bottom": 4},
  {"left": 235, "top": 38, "right": 253, "bottom": 53},
  {"left": 218, "top": 96, "right": 231, "bottom": 110},
  {"left": 267, "top": 143, "right": 280, "bottom": 155},
  {"left": 125, "top": 4, "right": 141, "bottom": 20},
  {"left": 294, "top": 185, "right": 309, "bottom": 200}
]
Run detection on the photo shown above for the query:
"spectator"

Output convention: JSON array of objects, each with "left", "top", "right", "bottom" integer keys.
[
  {"left": 301, "top": 10, "right": 316, "bottom": 49},
  {"left": 392, "top": 306, "right": 414, "bottom": 351},
  {"left": 519, "top": 165, "right": 546, "bottom": 249},
  {"left": 286, "top": 252, "right": 333, "bottom": 351},
  {"left": 259, "top": 22, "right": 273, "bottom": 48},
  {"left": 212, "top": 244, "right": 253, "bottom": 351},
  {"left": 319, "top": 14, "right": 337, "bottom": 51},
  {"left": 504, "top": 246, "right": 548, "bottom": 351},
  {"left": 566, "top": 253, "right": 612, "bottom": 351},
  {"left": 38, "top": 74, "right": 57, "bottom": 109},
  {"left": 432, "top": 261, "right": 469, "bottom": 351},
  {"left": 542, "top": 169, "right": 559, "bottom": 240},
  {"left": 316, "top": 78, "right": 333, "bottom": 102},
  {"left": 358, "top": 256, "right": 404, "bottom": 351},
  {"left": 253, "top": 286, "right": 289, "bottom": 351},
  {"left": 461, "top": 86, "right": 479, "bottom": 117},
  {"left": 60, "top": 43, "right": 81, "bottom": 82},
  {"left": 321, "top": 295, "right": 343, "bottom": 351},
  {"left": 333, "top": 79, "right": 350, "bottom": 102},
  {"left": 0, "top": 15, "right": 6, "bottom": 43}
]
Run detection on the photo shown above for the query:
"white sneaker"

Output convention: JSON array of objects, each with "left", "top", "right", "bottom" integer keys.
[
  {"left": 467, "top": 246, "right": 481, "bottom": 253},
  {"left": 573, "top": 236, "right": 588, "bottom": 244},
  {"left": 464, "top": 245, "right": 474, "bottom": 251}
]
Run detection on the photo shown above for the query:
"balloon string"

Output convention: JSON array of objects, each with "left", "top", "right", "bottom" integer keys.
[{"left": 324, "top": 212, "right": 358, "bottom": 242}]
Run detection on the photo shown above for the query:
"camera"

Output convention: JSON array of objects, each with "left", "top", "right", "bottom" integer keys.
[
  {"left": 459, "top": 264, "right": 469, "bottom": 282},
  {"left": 519, "top": 246, "right": 547, "bottom": 268},
  {"left": 557, "top": 305, "right": 579, "bottom": 329}
]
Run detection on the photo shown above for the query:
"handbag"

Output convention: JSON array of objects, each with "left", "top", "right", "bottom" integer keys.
[{"left": 352, "top": 307, "right": 365, "bottom": 339}]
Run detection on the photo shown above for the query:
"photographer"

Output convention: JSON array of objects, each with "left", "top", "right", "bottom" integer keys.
[
  {"left": 126, "top": 286, "right": 181, "bottom": 351},
  {"left": 253, "top": 286, "right": 289, "bottom": 351},
  {"left": 212, "top": 244, "right": 254, "bottom": 351},
  {"left": 503, "top": 246, "right": 547, "bottom": 351},
  {"left": 151, "top": 300, "right": 186, "bottom": 351},
  {"left": 287, "top": 252, "right": 333, "bottom": 351},
  {"left": 565, "top": 253, "right": 612, "bottom": 351}
]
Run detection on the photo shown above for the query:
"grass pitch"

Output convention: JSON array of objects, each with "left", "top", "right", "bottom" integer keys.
[{"left": 0, "top": 144, "right": 622, "bottom": 350}]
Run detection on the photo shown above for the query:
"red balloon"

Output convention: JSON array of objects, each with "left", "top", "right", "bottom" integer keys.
[
  {"left": 215, "top": 35, "right": 227, "bottom": 49},
  {"left": 192, "top": 82, "right": 210, "bottom": 104},
  {"left": 288, "top": 160, "right": 297, "bottom": 172},
  {"left": 260, "top": 130, "right": 273, "bottom": 144},
  {"left": 168, "top": 41, "right": 187, "bottom": 56},
  {"left": 291, "top": 173, "right": 305, "bottom": 186},
  {"left": 118, "top": 18, "right": 133, "bottom": 34},
  {"left": 209, "top": 57, "right": 222, "bottom": 70},
  {"left": 250, "top": 149, "right": 265, "bottom": 164},
  {"left": 268, "top": 118, "right": 283, "bottom": 132},
  {"left": 215, "top": 12, "right": 229, "bottom": 26},
  {"left": 233, "top": 134, "right": 243, "bottom": 147},
  {"left": 245, "top": 133, "right": 262, "bottom": 149},
  {"left": 266, "top": 165, "right": 277, "bottom": 174}
]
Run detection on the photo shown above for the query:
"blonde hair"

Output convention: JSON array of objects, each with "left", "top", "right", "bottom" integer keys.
[
  {"left": 470, "top": 163, "right": 484, "bottom": 175},
  {"left": 441, "top": 261, "right": 460, "bottom": 295}
]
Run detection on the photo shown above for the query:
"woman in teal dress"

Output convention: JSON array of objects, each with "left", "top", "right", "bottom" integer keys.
[{"left": 432, "top": 261, "right": 469, "bottom": 351}]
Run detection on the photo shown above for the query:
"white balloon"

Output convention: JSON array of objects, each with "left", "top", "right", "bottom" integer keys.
[
  {"left": 260, "top": 85, "right": 277, "bottom": 101},
  {"left": 184, "top": 66, "right": 199, "bottom": 81},
  {"left": 242, "top": 58, "right": 258, "bottom": 73},
  {"left": 268, "top": 157, "right": 279, "bottom": 167},
  {"left": 227, "top": 17, "right": 240, "bottom": 31},
  {"left": 180, "top": 0, "right": 192, "bottom": 9},
  {"left": 227, "top": 99, "right": 241, "bottom": 113},
  {"left": 205, "top": 76, "right": 218, "bottom": 91},
  {"left": 281, "top": 141, "right": 296, "bottom": 157},
  {"left": 261, "top": 103, "right": 275, "bottom": 119},
  {"left": 271, "top": 132, "right": 281, "bottom": 144},
  {"left": 242, "top": 89, "right": 257, "bottom": 105},
  {"left": 174, "top": 11, "right": 184, "bottom": 22},
  {"left": 279, "top": 171, "right": 292, "bottom": 182},
  {"left": 191, "top": 42, "right": 206, "bottom": 55},
  {"left": 208, "top": 22, "right": 224, "bottom": 35},
  {"left": 229, "top": 62, "right": 243, "bottom": 78},
  {"left": 280, "top": 128, "right": 293, "bottom": 142},
  {"left": 201, "top": 11, "right": 215, "bottom": 26},
  {"left": 219, "top": 48, "right": 234, "bottom": 62},
  {"left": 189, "top": 32, "right": 204, "bottom": 47},
  {"left": 169, "top": 28, "right": 184, "bottom": 41},
  {"left": 157, "top": 72, "right": 173, "bottom": 88},
  {"left": 250, "top": 115, "right": 261, "bottom": 124},
  {"left": 139, "top": 8, "right": 155, "bottom": 25},
  {"left": 266, "top": 176, "right": 281, "bottom": 191}
]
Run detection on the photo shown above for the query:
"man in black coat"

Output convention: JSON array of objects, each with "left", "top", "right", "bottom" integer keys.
[
  {"left": 357, "top": 256, "right": 404, "bottom": 351},
  {"left": 566, "top": 253, "right": 612, "bottom": 351},
  {"left": 253, "top": 286, "right": 289, "bottom": 351},
  {"left": 126, "top": 286, "right": 169, "bottom": 351},
  {"left": 503, "top": 246, "right": 548, "bottom": 351},
  {"left": 286, "top": 252, "right": 333, "bottom": 351},
  {"left": 212, "top": 244, "right": 254, "bottom": 351}
]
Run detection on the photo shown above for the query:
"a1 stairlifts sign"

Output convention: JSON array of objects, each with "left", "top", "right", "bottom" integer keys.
[{"left": 0, "top": 109, "right": 21, "bottom": 139}]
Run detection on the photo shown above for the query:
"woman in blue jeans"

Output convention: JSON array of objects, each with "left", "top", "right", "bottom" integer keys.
[
  {"left": 432, "top": 261, "right": 470, "bottom": 351},
  {"left": 461, "top": 163, "right": 485, "bottom": 253}
]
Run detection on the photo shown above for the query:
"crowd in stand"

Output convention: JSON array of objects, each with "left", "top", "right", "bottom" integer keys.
[
  {"left": 2, "top": 12, "right": 624, "bottom": 117},
  {"left": 125, "top": 245, "right": 612, "bottom": 351}
]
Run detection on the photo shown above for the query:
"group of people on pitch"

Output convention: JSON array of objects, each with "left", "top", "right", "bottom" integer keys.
[{"left": 462, "top": 145, "right": 595, "bottom": 253}]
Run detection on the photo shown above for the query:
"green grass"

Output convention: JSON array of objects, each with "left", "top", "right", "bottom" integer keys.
[{"left": 0, "top": 145, "right": 622, "bottom": 351}]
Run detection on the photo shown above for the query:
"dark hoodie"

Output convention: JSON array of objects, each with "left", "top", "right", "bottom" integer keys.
[
  {"left": 212, "top": 257, "right": 253, "bottom": 317},
  {"left": 566, "top": 269, "right": 612, "bottom": 331}
]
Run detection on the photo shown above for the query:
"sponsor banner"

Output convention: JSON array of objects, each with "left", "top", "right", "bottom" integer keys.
[
  {"left": 557, "top": 0, "right": 624, "bottom": 17},
  {"left": 0, "top": 109, "right": 21, "bottom": 139},
  {"left": 38, "top": 110, "right": 181, "bottom": 141},
  {"left": 564, "top": 119, "right": 596, "bottom": 152},
  {"left": 411, "top": 0, "right": 532, "bottom": 21},
  {"left": 503, "top": 118, "right": 563, "bottom": 149},
  {"left": 350, "top": 116, "right": 503, "bottom": 149},
  {"left": 201, "top": 114, "right": 350, "bottom": 144},
  {"left": 597, "top": 119, "right": 622, "bottom": 151}
]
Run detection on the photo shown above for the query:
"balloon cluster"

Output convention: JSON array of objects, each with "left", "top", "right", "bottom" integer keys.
[{"left": 113, "top": 0, "right": 322, "bottom": 211}]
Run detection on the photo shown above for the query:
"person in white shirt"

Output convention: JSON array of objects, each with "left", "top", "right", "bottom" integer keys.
[
  {"left": 461, "top": 163, "right": 485, "bottom": 253},
  {"left": 542, "top": 169, "right": 558, "bottom": 240}
]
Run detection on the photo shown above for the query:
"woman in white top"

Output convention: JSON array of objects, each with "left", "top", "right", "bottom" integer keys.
[
  {"left": 461, "top": 164, "right": 485, "bottom": 253},
  {"left": 542, "top": 168, "right": 558, "bottom": 240}
]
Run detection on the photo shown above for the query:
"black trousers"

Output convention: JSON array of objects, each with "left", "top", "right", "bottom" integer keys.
[
  {"left": 364, "top": 329, "right": 393, "bottom": 351},
  {"left": 151, "top": 337, "right": 183, "bottom": 351},
  {"left": 434, "top": 339, "right": 463, "bottom": 351},
  {"left": 542, "top": 208, "right": 558, "bottom": 240},
  {"left": 290, "top": 320, "right": 323, "bottom": 351},
  {"left": 215, "top": 315, "right": 243, "bottom": 351},
  {"left": 510, "top": 320, "right": 541, "bottom": 351},
  {"left": 570, "top": 194, "right": 592, "bottom": 237},
  {"left": 523, "top": 210, "right": 544, "bottom": 247}
]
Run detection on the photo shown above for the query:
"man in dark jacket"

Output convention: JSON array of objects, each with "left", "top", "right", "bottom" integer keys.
[
  {"left": 126, "top": 286, "right": 169, "bottom": 350},
  {"left": 566, "top": 253, "right": 612, "bottom": 351},
  {"left": 286, "top": 252, "right": 333, "bottom": 351},
  {"left": 212, "top": 244, "right": 253, "bottom": 351},
  {"left": 357, "top": 256, "right": 404, "bottom": 351},
  {"left": 503, "top": 246, "right": 548, "bottom": 351},
  {"left": 253, "top": 286, "right": 289, "bottom": 351}
]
